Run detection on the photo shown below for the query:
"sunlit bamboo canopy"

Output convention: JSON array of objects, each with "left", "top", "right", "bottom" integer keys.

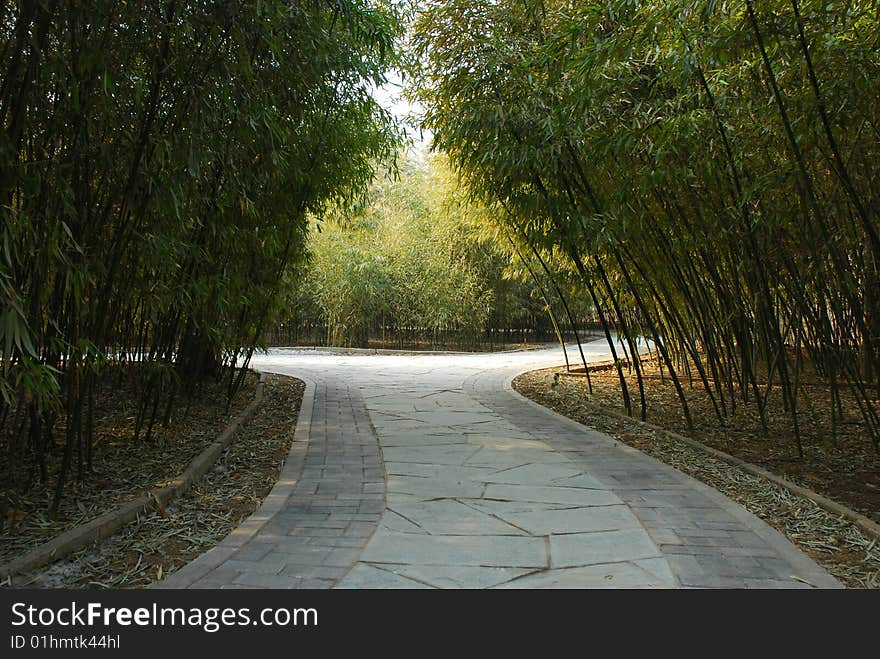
[{"left": 411, "top": 0, "right": 880, "bottom": 450}]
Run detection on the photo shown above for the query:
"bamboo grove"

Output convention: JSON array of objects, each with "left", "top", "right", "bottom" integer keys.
[
  {"left": 1, "top": 1, "right": 401, "bottom": 511},
  {"left": 411, "top": 0, "right": 880, "bottom": 451},
  {"left": 274, "top": 153, "right": 587, "bottom": 350}
]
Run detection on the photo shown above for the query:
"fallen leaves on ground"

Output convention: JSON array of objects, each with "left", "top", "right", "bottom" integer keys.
[
  {"left": 5, "top": 374, "right": 303, "bottom": 589},
  {"left": 0, "top": 369, "right": 259, "bottom": 567},
  {"left": 514, "top": 366, "right": 880, "bottom": 589}
]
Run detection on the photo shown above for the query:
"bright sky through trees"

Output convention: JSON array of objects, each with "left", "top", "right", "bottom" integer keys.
[{"left": 373, "top": 70, "right": 432, "bottom": 147}]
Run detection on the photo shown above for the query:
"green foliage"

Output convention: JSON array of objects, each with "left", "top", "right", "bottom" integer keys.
[
  {"left": 1, "top": 0, "right": 403, "bottom": 506},
  {"left": 412, "top": 0, "right": 880, "bottom": 447},
  {"left": 281, "top": 152, "right": 561, "bottom": 348}
]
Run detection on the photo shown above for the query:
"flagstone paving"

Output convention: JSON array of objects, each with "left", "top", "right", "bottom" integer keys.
[{"left": 158, "top": 342, "right": 841, "bottom": 589}]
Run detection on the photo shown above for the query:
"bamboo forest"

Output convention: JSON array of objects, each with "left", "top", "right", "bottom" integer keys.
[{"left": 1, "top": 0, "right": 879, "bottom": 591}]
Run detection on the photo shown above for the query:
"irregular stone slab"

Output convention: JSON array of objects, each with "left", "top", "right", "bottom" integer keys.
[
  {"left": 389, "top": 499, "right": 527, "bottom": 536},
  {"left": 368, "top": 404, "right": 418, "bottom": 414},
  {"left": 633, "top": 557, "right": 679, "bottom": 584},
  {"left": 379, "top": 510, "right": 427, "bottom": 535},
  {"left": 483, "top": 463, "right": 585, "bottom": 485},
  {"left": 383, "top": 445, "right": 479, "bottom": 466},
  {"left": 377, "top": 433, "right": 468, "bottom": 447},
  {"left": 423, "top": 411, "right": 500, "bottom": 424},
  {"left": 335, "top": 563, "right": 432, "bottom": 589},
  {"left": 553, "top": 474, "right": 611, "bottom": 490},
  {"left": 493, "top": 562, "right": 675, "bottom": 589},
  {"left": 550, "top": 529, "right": 663, "bottom": 568},
  {"left": 461, "top": 499, "right": 581, "bottom": 519},
  {"left": 360, "top": 531, "right": 548, "bottom": 568},
  {"left": 484, "top": 483, "right": 620, "bottom": 507},
  {"left": 465, "top": 447, "right": 574, "bottom": 467},
  {"left": 386, "top": 475, "right": 484, "bottom": 501},
  {"left": 494, "top": 505, "right": 642, "bottom": 536},
  {"left": 466, "top": 436, "right": 557, "bottom": 452},
  {"left": 368, "top": 420, "right": 436, "bottom": 434},
  {"left": 385, "top": 492, "right": 427, "bottom": 507},
  {"left": 389, "top": 564, "right": 537, "bottom": 589},
  {"left": 384, "top": 462, "right": 496, "bottom": 481},
  {"left": 413, "top": 391, "right": 473, "bottom": 404}
]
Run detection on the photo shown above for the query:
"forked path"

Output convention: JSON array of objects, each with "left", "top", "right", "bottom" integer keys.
[{"left": 160, "top": 342, "right": 840, "bottom": 589}]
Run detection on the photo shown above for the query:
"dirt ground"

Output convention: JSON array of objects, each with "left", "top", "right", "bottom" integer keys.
[
  {"left": 549, "top": 361, "right": 879, "bottom": 522},
  {"left": 1, "top": 371, "right": 303, "bottom": 588}
]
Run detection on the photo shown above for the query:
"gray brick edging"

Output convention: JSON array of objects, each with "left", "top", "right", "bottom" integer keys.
[
  {"left": 154, "top": 374, "right": 316, "bottom": 589},
  {"left": 495, "top": 368, "right": 842, "bottom": 588}
]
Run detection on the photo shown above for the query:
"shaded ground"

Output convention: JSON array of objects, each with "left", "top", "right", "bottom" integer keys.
[
  {"left": 514, "top": 365, "right": 880, "bottom": 588},
  {"left": 268, "top": 339, "right": 545, "bottom": 352},
  {"left": 6, "top": 373, "right": 303, "bottom": 588},
  {"left": 0, "top": 368, "right": 258, "bottom": 566}
]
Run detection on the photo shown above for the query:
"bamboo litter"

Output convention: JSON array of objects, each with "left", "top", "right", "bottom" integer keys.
[
  {"left": 0, "top": 370, "right": 259, "bottom": 567},
  {"left": 3, "top": 374, "right": 304, "bottom": 589},
  {"left": 515, "top": 369, "right": 880, "bottom": 589}
]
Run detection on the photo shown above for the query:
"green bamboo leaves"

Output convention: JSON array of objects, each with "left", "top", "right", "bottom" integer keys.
[
  {"left": 1, "top": 0, "right": 403, "bottom": 509},
  {"left": 284, "top": 153, "right": 555, "bottom": 349},
  {"left": 412, "top": 0, "right": 880, "bottom": 449}
]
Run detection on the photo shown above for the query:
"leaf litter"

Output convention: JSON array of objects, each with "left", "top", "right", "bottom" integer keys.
[
  {"left": 5, "top": 374, "right": 303, "bottom": 589},
  {"left": 515, "top": 366, "right": 880, "bottom": 589}
]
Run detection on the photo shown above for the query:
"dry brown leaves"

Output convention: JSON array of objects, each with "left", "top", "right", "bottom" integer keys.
[
  {"left": 514, "top": 367, "right": 880, "bottom": 589},
  {"left": 0, "top": 369, "right": 260, "bottom": 566},
  {"left": 2, "top": 374, "right": 303, "bottom": 589}
]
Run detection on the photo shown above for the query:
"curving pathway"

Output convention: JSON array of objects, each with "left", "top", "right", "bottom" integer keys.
[{"left": 158, "top": 341, "right": 841, "bottom": 589}]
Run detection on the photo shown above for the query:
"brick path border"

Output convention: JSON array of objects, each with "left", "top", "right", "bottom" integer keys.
[
  {"left": 1, "top": 374, "right": 265, "bottom": 583},
  {"left": 490, "top": 370, "right": 842, "bottom": 588},
  {"left": 155, "top": 374, "right": 316, "bottom": 588},
  {"left": 158, "top": 375, "right": 386, "bottom": 589}
]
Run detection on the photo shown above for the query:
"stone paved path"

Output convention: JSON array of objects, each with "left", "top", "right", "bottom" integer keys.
[{"left": 159, "top": 341, "right": 841, "bottom": 589}]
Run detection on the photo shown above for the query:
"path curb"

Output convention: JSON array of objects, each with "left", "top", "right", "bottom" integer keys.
[
  {"left": 499, "top": 369, "right": 842, "bottom": 588},
  {"left": 154, "top": 375, "right": 316, "bottom": 588},
  {"left": 530, "top": 367, "right": 880, "bottom": 544},
  {"left": 265, "top": 345, "right": 549, "bottom": 357},
  {"left": 1, "top": 373, "right": 265, "bottom": 583}
]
